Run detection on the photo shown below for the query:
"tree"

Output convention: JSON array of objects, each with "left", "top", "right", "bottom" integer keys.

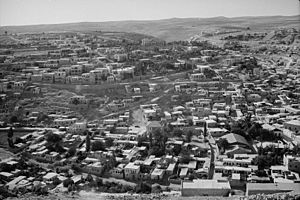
[
  {"left": 86, "top": 132, "right": 91, "bottom": 152},
  {"left": 46, "top": 132, "right": 61, "bottom": 143},
  {"left": 203, "top": 122, "right": 208, "bottom": 138},
  {"left": 152, "top": 185, "right": 162, "bottom": 193},
  {"left": 66, "top": 146, "right": 77, "bottom": 157},
  {"left": 52, "top": 177, "right": 61, "bottom": 186},
  {"left": 173, "top": 129, "right": 183, "bottom": 138},
  {"left": 7, "top": 127, "right": 14, "bottom": 148},
  {"left": 95, "top": 177, "right": 103, "bottom": 187},
  {"left": 71, "top": 98, "right": 80, "bottom": 105},
  {"left": 63, "top": 178, "right": 74, "bottom": 188},
  {"left": 105, "top": 138, "right": 114, "bottom": 148},
  {"left": 136, "top": 182, "right": 151, "bottom": 193},
  {"left": 148, "top": 145, "right": 164, "bottom": 157},
  {"left": 253, "top": 155, "right": 271, "bottom": 170},
  {"left": 91, "top": 140, "right": 105, "bottom": 151},
  {"left": 186, "top": 131, "right": 193, "bottom": 143},
  {"left": 187, "top": 118, "right": 193, "bottom": 126},
  {"left": 179, "top": 149, "right": 191, "bottom": 163},
  {"left": 10, "top": 116, "right": 18, "bottom": 123},
  {"left": 7, "top": 127, "right": 14, "bottom": 138},
  {"left": 86, "top": 174, "right": 94, "bottom": 182},
  {"left": 172, "top": 145, "right": 181, "bottom": 156},
  {"left": 217, "top": 138, "right": 229, "bottom": 154}
]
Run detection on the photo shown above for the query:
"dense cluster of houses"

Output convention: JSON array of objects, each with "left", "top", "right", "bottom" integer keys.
[{"left": 0, "top": 29, "right": 300, "bottom": 198}]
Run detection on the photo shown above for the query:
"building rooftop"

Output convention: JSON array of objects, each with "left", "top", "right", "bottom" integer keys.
[
  {"left": 182, "top": 179, "right": 231, "bottom": 189},
  {"left": 124, "top": 162, "right": 140, "bottom": 170},
  {"left": 151, "top": 168, "right": 164, "bottom": 176}
]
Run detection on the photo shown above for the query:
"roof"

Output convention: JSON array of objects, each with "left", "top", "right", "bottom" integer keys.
[
  {"left": 180, "top": 168, "right": 188, "bottom": 176},
  {"left": 43, "top": 172, "right": 58, "bottom": 180},
  {"left": 188, "top": 161, "right": 197, "bottom": 169},
  {"left": 285, "top": 120, "right": 300, "bottom": 126},
  {"left": 167, "top": 163, "right": 176, "bottom": 171},
  {"left": 6, "top": 176, "right": 26, "bottom": 190},
  {"left": 182, "top": 180, "right": 231, "bottom": 190},
  {"left": 232, "top": 173, "right": 240, "bottom": 180},
  {"left": 151, "top": 168, "right": 164, "bottom": 176},
  {"left": 147, "top": 121, "right": 161, "bottom": 128},
  {"left": 247, "top": 183, "right": 300, "bottom": 194},
  {"left": 221, "top": 133, "right": 250, "bottom": 147},
  {"left": 124, "top": 162, "right": 140, "bottom": 170},
  {"left": 0, "top": 172, "right": 13, "bottom": 177}
]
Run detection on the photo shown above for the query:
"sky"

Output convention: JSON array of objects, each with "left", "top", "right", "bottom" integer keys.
[{"left": 0, "top": 0, "right": 299, "bottom": 26}]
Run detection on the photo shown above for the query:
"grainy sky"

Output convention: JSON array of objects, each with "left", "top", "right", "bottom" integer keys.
[{"left": 0, "top": 0, "right": 299, "bottom": 26}]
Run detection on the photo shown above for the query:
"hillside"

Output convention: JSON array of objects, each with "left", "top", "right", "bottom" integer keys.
[{"left": 1, "top": 15, "right": 299, "bottom": 42}]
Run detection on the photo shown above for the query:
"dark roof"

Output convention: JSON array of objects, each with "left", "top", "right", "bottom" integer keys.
[{"left": 221, "top": 133, "right": 250, "bottom": 147}]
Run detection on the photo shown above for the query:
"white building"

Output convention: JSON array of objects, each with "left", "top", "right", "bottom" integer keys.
[{"left": 182, "top": 179, "right": 231, "bottom": 196}]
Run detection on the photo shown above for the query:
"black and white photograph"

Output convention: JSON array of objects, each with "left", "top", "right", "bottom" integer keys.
[{"left": 0, "top": 0, "right": 299, "bottom": 199}]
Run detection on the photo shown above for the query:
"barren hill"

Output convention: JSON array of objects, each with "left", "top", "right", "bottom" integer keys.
[{"left": 0, "top": 15, "right": 299, "bottom": 41}]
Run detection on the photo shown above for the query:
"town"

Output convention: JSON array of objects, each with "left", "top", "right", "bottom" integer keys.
[{"left": 0, "top": 25, "right": 300, "bottom": 200}]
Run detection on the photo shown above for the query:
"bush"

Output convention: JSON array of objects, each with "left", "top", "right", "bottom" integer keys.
[{"left": 63, "top": 178, "right": 74, "bottom": 188}]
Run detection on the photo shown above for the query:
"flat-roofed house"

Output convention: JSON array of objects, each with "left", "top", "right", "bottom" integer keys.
[
  {"left": 284, "top": 120, "right": 300, "bottom": 134},
  {"left": 182, "top": 179, "right": 231, "bottom": 196},
  {"left": 151, "top": 168, "right": 165, "bottom": 180},
  {"left": 124, "top": 162, "right": 140, "bottom": 180},
  {"left": 246, "top": 183, "right": 300, "bottom": 196}
]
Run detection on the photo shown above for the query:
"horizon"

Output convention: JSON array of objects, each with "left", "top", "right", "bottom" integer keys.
[
  {"left": 1, "top": 14, "right": 300, "bottom": 27},
  {"left": 0, "top": 0, "right": 299, "bottom": 26}
]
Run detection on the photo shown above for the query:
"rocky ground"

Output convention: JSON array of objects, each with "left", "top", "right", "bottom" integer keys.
[{"left": 5, "top": 191, "right": 300, "bottom": 200}]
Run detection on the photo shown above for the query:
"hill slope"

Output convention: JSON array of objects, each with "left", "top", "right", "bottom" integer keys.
[{"left": 1, "top": 15, "right": 299, "bottom": 41}]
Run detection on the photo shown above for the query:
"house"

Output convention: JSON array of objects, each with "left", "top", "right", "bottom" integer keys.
[
  {"left": 0, "top": 172, "right": 13, "bottom": 181},
  {"left": 195, "top": 65, "right": 211, "bottom": 73},
  {"left": 143, "top": 109, "right": 157, "bottom": 120},
  {"left": 53, "top": 118, "right": 77, "bottom": 127},
  {"left": 284, "top": 120, "right": 300, "bottom": 134},
  {"left": 54, "top": 71, "right": 66, "bottom": 83},
  {"left": 190, "top": 73, "right": 206, "bottom": 81},
  {"left": 124, "top": 162, "right": 140, "bottom": 180},
  {"left": 42, "top": 72, "right": 54, "bottom": 83},
  {"left": 43, "top": 172, "right": 58, "bottom": 181},
  {"left": 70, "top": 65, "right": 83, "bottom": 76},
  {"left": 114, "top": 54, "right": 127, "bottom": 62},
  {"left": 110, "top": 164, "right": 125, "bottom": 179},
  {"left": 220, "top": 133, "right": 252, "bottom": 155},
  {"left": 31, "top": 74, "right": 43, "bottom": 82},
  {"left": 166, "top": 163, "right": 176, "bottom": 175},
  {"left": 151, "top": 168, "right": 165, "bottom": 180},
  {"left": 149, "top": 83, "right": 159, "bottom": 92},
  {"left": 208, "top": 128, "right": 228, "bottom": 137},
  {"left": 146, "top": 121, "right": 162, "bottom": 134},
  {"left": 182, "top": 179, "right": 231, "bottom": 196},
  {"left": 6, "top": 176, "right": 27, "bottom": 191},
  {"left": 44, "top": 151, "right": 60, "bottom": 163},
  {"left": 284, "top": 155, "right": 300, "bottom": 174},
  {"left": 179, "top": 168, "right": 188, "bottom": 178},
  {"left": 69, "top": 96, "right": 88, "bottom": 104},
  {"left": 246, "top": 183, "right": 300, "bottom": 196},
  {"left": 68, "top": 122, "right": 87, "bottom": 134},
  {"left": 222, "top": 158, "right": 251, "bottom": 168},
  {"left": 134, "top": 88, "right": 141, "bottom": 94},
  {"left": 215, "top": 165, "right": 251, "bottom": 178},
  {"left": 83, "top": 162, "right": 104, "bottom": 176}
]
